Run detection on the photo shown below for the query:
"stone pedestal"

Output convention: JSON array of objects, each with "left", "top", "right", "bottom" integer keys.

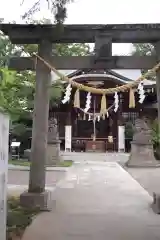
[
  {"left": 127, "top": 142, "right": 160, "bottom": 167},
  {"left": 126, "top": 118, "right": 160, "bottom": 168},
  {"left": 20, "top": 191, "right": 52, "bottom": 211},
  {"left": 46, "top": 140, "right": 61, "bottom": 166}
]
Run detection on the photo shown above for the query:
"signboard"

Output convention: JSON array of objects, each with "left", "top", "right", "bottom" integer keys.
[
  {"left": 0, "top": 112, "right": 9, "bottom": 240},
  {"left": 65, "top": 125, "right": 72, "bottom": 152},
  {"left": 118, "top": 126, "right": 125, "bottom": 151}
]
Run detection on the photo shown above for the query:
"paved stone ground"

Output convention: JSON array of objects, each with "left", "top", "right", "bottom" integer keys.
[
  {"left": 23, "top": 161, "right": 160, "bottom": 240},
  {"left": 62, "top": 152, "right": 129, "bottom": 164},
  {"left": 8, "top": 152, "right": 160, "bottom": 198},
  {"left": 7, "top": 152, "right": 129, "bottom": 195},
  {"left": 7, "top": 170, "right": 65, "bottom": 196},
  {"left": 8, "top": 170, "right": 65, "bottom": 185},
  {"left": 126, "top": 167, "right": 160, "bottom": 196}
]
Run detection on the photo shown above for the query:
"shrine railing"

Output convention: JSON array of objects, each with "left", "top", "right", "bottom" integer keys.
[{"left": 59, "top": 137, "right": 132, "bottom": 152}]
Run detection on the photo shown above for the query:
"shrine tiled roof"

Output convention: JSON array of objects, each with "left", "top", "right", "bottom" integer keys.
[{"left": 52, "top": 69, "right": 156, "bottom": 87}]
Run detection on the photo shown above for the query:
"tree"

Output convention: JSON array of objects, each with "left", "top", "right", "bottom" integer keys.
[
  {"left": 0, "top": 27, "right": 90, "bottom": 138},
  {"left": 132, "top": 43, "right": 155, "bottom": 56},
  {"left": 132, "top": 43, "right": 156, "bottom": 78},
  {"left": 20, "top": 18, "right": 90, "bottom": 56},
  {"left": 0, "top": 31, "right": 22, "bottom": 67},
  {"left": 0, "top": 17, "right": 90, "bottom": 143},
  {"left": 21, "top": 0, "right": 74, "bottom": 24}
]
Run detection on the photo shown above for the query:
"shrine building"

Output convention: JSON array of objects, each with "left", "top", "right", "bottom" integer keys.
[{"left": 50, "top": 69, "right": 157, "bottom": 153}]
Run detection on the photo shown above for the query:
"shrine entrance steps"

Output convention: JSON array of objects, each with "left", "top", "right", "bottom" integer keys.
[
  {"left": 22, "top": 161, "right": 160, "bottom": 240},
  {"left": 61, "top": 151, "right": 129, "bottom": 164}
]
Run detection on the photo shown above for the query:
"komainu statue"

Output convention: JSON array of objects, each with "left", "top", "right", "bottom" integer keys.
[
  {"left": 47, "top": 118, "right": 61, "bottom": 166},
  {"left": 132, "top": 117, "right": 152, "bottom": 144},
  {"left": 126, "top": 117, "right": 160, "bottom": 168},
  {"left": 48, "top": 118, "right": 59, "bottom": 143}
]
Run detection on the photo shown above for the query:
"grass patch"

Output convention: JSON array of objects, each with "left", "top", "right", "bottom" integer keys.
[
  {"left": 9, "top": 160, "right": 73, "bottom": 167},
  {"left": 7, "top": 196, "right": 40, "bottom": 240},
  {"left": 9, "top": 160, "right": 30, "bottom": 167},
  {"left": 56, "top": 160, "right": 73, "bottom": 167}
]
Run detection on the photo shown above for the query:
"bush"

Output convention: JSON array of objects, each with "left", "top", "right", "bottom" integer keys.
[
  {"left": 125, "top": 121, "right": 134, "bottom": 139},
  {"left": 151, "top": 119, "right": 160, "bottom": 160}
]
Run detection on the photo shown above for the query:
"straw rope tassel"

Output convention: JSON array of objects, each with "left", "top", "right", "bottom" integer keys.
[
  {"left": 129, "top": 88, "right": 136, "bottom": 108},
  {"left": 34, "top": 53, "right": 160, "bottom": 95},
  {"left": 74, "top": 89, "right": 80, "bottom": 108},
  {"left": 100, "top": 94, "right": 107, "bottom": 114}
]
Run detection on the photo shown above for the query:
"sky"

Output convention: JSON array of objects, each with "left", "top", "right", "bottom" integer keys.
[{"left": 0, "top": 0, "right": 160, "bottom": 55}]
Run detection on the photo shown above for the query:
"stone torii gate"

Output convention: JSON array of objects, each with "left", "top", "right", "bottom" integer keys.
[{"left": 1, "top": 23, "right": 160, "bottom": 209}]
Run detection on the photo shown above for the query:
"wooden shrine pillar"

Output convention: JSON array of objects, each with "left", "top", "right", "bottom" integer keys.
[
  {"left": 112, "top": 111, "right": 118, "bottom": 151},
  {"left": 117, "top": 93, "right": 125, "bottom": 152},
  {"left": 20, "top": 40, "right": 52, "bottom": 210}
]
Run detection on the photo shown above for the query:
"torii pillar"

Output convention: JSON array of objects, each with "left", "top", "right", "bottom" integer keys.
[
  {"left": 151, "top": 42, "right": 160, "bottom": 214},
  {"left": 154, "top": 42, "right": 160, "bottom": 142},
  {"left": 20, "top": 40, "right": 52, "bottom": 210}
]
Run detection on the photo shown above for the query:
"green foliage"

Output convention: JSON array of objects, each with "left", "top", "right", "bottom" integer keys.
[
  {"left": 0, "top": 68, "right": 34, "bottom": 121},
  {"left": 10, "top": 123, "right": 29, "bottom": 136},
  {"left": 50, "top": 82, "right": 64, "bottom": 107},
  {"left": 22, "top": 0, "right": 74, "bottom": 24},
  {"left": 7, "top": 197, "right": 40, "bottom": 239},
  {"left": 151, "top": 119, "right": 160, "bottom": 147},
  {"left": 0, "top": 18, "right": 90, "bottom": 137},
  {"left": 0, "top": 32, "right": 22, "bottom": 67},
  {"left": 132, "top": 43, "right": 155, "bottom": 56},
  {"left": 151, "top": 119, "right": 160, "bottom": 160},
  {"left": 125, "top": 121, "right": 134, "bottom": 139},
  {"left": 56, "top": 43, "right": 90, "bottom": 56},
  {"left": 132, "top": 43, "right": 156, "bottom": 78},
  {"left": 9, "top": 159, "right": 73, "bottom": 167},
  {"left": 0, "top": 67, "right": 64, "bottom": 136}
]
